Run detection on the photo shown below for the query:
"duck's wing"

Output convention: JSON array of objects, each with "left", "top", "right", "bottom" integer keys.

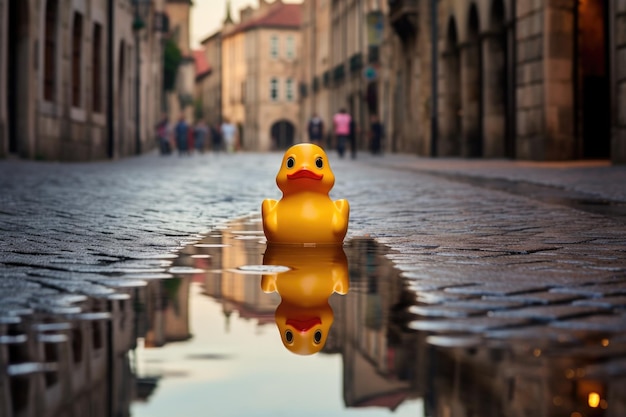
[
  {"left": 332, "top": 199, "right": 350, "bottom": 234},
  {"left": 262, "top": 199, "right": 279, "bottom": 234}
]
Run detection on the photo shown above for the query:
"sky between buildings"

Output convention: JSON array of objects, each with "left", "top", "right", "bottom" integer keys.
[{"left": 191, "top": 0, "right": 303, "bottom": 49}]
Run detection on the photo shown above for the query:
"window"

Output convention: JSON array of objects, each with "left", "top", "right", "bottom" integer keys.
[
  {"left": 286, "top": 36, "right": 294, "bottom": 59},
  {"left": 285, "top": 78, "right": 294, "bottom": 101},
  {"left": 270, "top": 35, "right": 279, "bottom": 59},
  {"left": 71, "top": 12, "right": 83, "bottom": 108},
  {"left": 92, "top": 23, "right": 102, "bottom": 113},
  {"left": 44, "top": 0, "right": 59, "bottom": 102},
  {"left": 270, "top": 77, "right": 279, "bottom": 101}
]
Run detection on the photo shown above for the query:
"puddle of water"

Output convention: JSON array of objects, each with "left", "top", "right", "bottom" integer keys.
[
  {"left": 127, "top": 217, "right": 422, "bottom": 416},
  {"left": 2, "top": 216, "right": 625, "bottom": 416}
]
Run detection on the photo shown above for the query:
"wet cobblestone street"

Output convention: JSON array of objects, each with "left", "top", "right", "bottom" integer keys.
[{"left": 1, "top": 150, "right": 626, "bottom": 416}]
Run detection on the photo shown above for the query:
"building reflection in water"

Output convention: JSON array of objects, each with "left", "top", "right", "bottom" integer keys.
[
  {"left": 339, "top": 237, "right": 422, "bottom": 410},
  {"left": 0, "top": 283, "right": 138, "bottom": 417},
  {"left": 2, "top": 216, "right": 625, "bottom": 416}
]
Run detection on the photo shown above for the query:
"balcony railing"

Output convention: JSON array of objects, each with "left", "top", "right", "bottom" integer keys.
[
  {"left": 388, "top": 0, "right": 418, "bottom": 39},
  {"left": 368, "top": 45, "right": 379, "bottom": 64},
  {"left": 323, "top": 70, "right": 331, "bottom": 87},
  {"left": 333, "top": 64, "right": 345, "bottom": 82},
  {"left": 349, "top": 53, "right": 363, "bottom": 73},
  {"left": 312, "top": 76, "right": 320, "bottom": 92}
]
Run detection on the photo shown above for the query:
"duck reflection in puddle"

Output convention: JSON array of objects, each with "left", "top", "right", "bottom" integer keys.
[{"left": 261, "top": 244, "right": 349, "bottom": 355}]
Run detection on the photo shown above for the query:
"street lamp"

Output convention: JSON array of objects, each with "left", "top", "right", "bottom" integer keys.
[{"left": 132, "top": 0, "right": 151, "bottom": 155}]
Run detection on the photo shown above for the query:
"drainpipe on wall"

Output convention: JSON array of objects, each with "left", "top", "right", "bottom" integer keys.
[
  {"left": 609, "top": 0, "right": 616, "bottom": 163},
  {"left": 134, "top": 30, "right": 141, "bottom": 155},
  {"left": 573, "top": 0, "right": 580, "bottom": 157},
  {"left": 430, "top": 0, "right": 438, "bottom": 157},
  {"left": 358, "top": 0, "right": 365, "bottom": 142},
  {"left": 508, "top": 0, "right": 517, "bottom": 159},
  {"left": 107, "top": 0, "right": 114, "bottom": 158}
]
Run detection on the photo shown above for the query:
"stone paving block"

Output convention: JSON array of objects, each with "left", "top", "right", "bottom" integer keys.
[
  {"left": 483, "top": 292, "right": 584, "bottom": 305},
  {"left": 486, "top": 325, "right": 584, "bottom": 343},
  {"left": 550, "top": 314, "right": 626, "bottom": 332},
  {"left": 409, "top": 298, "right": 526, "bottom": 318},
  {"left": 408, "top": 316, "right": 532, "bottom": 333},
  {"left": 550, "top": 283, "right": 626, "bottom": 297},
  {"left": 408, "top": 305, "right": 483, "bottom": 318},
  {"left": 444, "top": 299, "right": 526, "bottom": 311},
  {"left": 444, "top": 283, "right": 552, "bottom": 296},
  {"left": 406, "top": 280, "right": 476, "bottom": 292},
  {"left": 490, "top": 305, "right": 608, "bottom": 321},
  {"left": 416, "top": 291, "right": 474, "bottom": 304},
  {"left": 572, "top": 296, "right": 626, "bottom": 310}
]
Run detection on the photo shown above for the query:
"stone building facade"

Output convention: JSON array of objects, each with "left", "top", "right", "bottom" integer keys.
[
  {"left": 218, "top": 0, "right": 302, "bottom": 151},
  {"left": 0, "top": 0, "right": 167, "bottom": 161},
  {"left": 164, "top": 0, "right": 195, "bottom": 124},
  {"left": 299, "top": 0, "right": 625, "bottom": 163},
  {"left": 300, "top": 0, "right": 386, "bottom": 153},
  {"left": 197, "top": 31, "right": 223, "bottom": 128}
]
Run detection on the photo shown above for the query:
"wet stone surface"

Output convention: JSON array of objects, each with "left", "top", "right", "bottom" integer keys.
[
  {"left": 1, "top": 152, "right": 625, "bottom": 333},
  {"left": 0, "top": 152, "right": 625, "bottom": 415}
]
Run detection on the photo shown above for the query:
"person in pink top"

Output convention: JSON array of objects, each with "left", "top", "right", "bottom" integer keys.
[{"left": 333, "top": 108, "right": 352, "bottom": 158}]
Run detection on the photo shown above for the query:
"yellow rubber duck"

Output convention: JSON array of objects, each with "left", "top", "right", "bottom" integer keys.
[
  {"left": 261, "top": 244, "right": 349, "bottom": 355},
  {"left": 262, "top": 143, "right": 350, "bottom": 245}
]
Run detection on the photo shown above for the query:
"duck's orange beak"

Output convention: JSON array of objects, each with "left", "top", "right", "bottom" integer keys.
[
  {"left": 287, "top": 169, "right": 323, "bottom": 180},
  {"left": 286, "top": 317, "right": 321, "bottom": 332}
]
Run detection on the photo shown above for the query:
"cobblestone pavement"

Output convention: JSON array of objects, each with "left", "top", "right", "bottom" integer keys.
[{"left": 1, "top": 150, "right": 626, "bottom": 340}]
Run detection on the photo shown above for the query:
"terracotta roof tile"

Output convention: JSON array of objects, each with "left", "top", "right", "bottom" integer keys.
[
  {"left": 226, "top": 3, "right": 301, "bottom": 36},
  {"left": 193, "top": 49, "right": 212, "bottom": 79}
]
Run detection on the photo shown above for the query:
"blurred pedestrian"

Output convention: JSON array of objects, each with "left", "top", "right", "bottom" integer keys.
[
  {"left": 210, "top": 122, "right": 223, "bottom": 153},
  {"left": 174, "top": 115, "right": 190, "bottom": 156},
  {"left": 349, "top": 116, "right": 358, "bottom": 159},
  {"left": 332, "top": 108, "right": 351, "bottom": 159},
  {"left": 221, "top": 118, "right": 237, "bottom": 153},
  {"left": 307, "top": 113, "right": 325, "bottom": 147},
  {"left": 194, "top": 118, "right": 209, "bottom": 154},
  {"left": 369, "top": 114, "right": 384, "bottom": 155},
  {"left": 155, "top": 113, "right": 171, "bottom": 155}
]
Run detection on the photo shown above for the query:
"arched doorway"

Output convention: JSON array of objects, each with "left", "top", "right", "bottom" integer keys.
[
  {"left": 442, "top": 17, "right": 461, "bottom": 156},
  {"left": 461, "top": 4, "right": 483, "bottom": 157},
  {"left": 484, "top": 0, "right": 511, "bottom": 158},
  {"left": 270, "top": 120, "right": 295, "bottom": 150},
  {"left": 576, "top": 0, "right": 610, "bottom": 158},
  {"left": 6, "top": 1, "right": 30, "bottom": 156}
]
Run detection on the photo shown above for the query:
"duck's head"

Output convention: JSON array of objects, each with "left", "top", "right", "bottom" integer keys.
[
  {"left": 276, "top": 144, "right": 334, "bottom": 195},
  {"left": 275, "top": 303, "right": 334, "bottom": 355},
  {"left": 261, "top": 244, "right": 349, "bottom": 355}
]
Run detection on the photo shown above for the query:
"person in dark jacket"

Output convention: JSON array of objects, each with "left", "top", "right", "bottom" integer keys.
[
  {"left": 307, "top": 113, "right": 324, "bottom": 147},
  {"left": 174, "top": 115, "right": 190, "bottom": 156},
  {"left": 369, "top": 114, "right": 384, "bottom": 155}
]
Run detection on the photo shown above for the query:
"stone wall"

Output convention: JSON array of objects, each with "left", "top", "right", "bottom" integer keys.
[
  {"left": 613, "top": 0, "right": 626, "bottom": 163},
  {"left": 515, "top": 0, "right": 547, "bottom": 159},
  {"left": 0, "top": 0, "right": 162, "bottom": 161}
]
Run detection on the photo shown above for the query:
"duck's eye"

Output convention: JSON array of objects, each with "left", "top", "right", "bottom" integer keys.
[
  {"left": 315, "top": 157, "right": 323, "bottom": 169},
  {"left": 285, "top": 330, "right": 294, "bottom": 344},
  {"left": 313, "top": 330, "right": 322, "bottom": 344},
  {"left": 286, "top": 157, "right": 295, "bottom": 169}
]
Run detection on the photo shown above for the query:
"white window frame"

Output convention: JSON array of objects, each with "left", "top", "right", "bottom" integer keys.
[
  {"left": 286, "top": 35, "right": 294, "bottom": 59},
  {"left": 270, "top": 77, "right": 279, "bottom": 101},
  {"left": 285, "top": 78, "right": 294, "bottom": 101},
  {"left": 270, "top": 35, "right": 279, "bottom": 59}
]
